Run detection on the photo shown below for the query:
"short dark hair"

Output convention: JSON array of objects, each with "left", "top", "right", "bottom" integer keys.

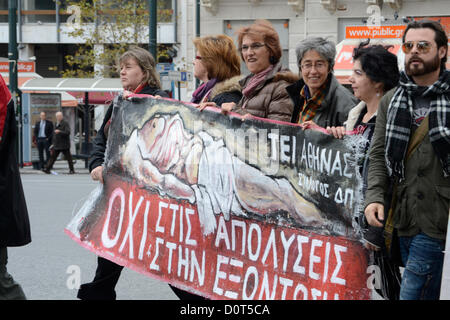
[
  {"left": 402, "top": 19, "right": 448, "bottom": 71},
  {"left": 353, "top": 42, "right": 399, "bottom": 93}
]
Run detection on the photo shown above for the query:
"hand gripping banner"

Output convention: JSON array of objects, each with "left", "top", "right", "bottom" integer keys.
[{"left": 65, "top": 95, "right": 372, "bottom": 300}]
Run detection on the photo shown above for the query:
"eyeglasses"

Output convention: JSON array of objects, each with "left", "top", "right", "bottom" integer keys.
[
  {"left": 402, "top": 41, "right": 433, "bottom": 54},
  {"left": 300, "top": 61, "right": 328, "bottom": 71},
  {"left": 240, "top": 43, "right": 266, "bottom": 53},
  {"left": 195, "top": 55, "right": 202, "bottom": 60}
]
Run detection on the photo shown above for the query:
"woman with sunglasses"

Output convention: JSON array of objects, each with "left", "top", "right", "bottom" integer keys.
[
  {"left": 191, "top": 34, "right": 242, "bottom": 110},
  {"left": 286, "top": 37, "right": 358, "bottom": 128},
  {"left": 221, "top": 20, "right": 298, "bottom": 122}
]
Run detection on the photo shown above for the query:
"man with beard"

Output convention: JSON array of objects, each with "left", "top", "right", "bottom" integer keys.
[{"left": 364, "top": 20, "right": 449, "bottom": 300}]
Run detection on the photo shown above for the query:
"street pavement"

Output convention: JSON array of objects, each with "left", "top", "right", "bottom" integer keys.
[{"left": 8, "top": 160, "right": 178, "bottom": 300}]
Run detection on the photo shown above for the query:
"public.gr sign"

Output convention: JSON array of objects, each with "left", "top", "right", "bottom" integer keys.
[{"left": 65, "top": 95, "right": 371, "bottom": 300}]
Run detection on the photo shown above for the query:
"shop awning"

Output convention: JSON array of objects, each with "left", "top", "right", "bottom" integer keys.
[
  {"left": 20, "top": 77, "right": 123, "bottom": 105},
  {"left": 3, "top": 72, "right": 78, "bottom": 107},
  {"left": 334, "top": 39, "right": 404, "bottom": 85}
]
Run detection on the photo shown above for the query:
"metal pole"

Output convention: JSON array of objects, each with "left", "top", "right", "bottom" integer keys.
[
  {"left": 149, "top": 0, "right": 157, "bottom": 59},
  {"left": 8, "top": 0, "right": 18, "bottom": 96},
  {"left": 195, "top": 0, "right": 200, "bottom": 88},
  {"left": 56, "top": 0, "right": 60, "bottom": 43},
  {"left": 173, "top": 0, "right": 177, "bottom": 43},
  {"left": 196, "top": 0, "right": 200, "bottom": 38},
  {"left": 9, "top": 0, "right": 22, "bottom": 166},
  {"left": 83, "top": 92, "right": 89, "bottom": 169}
]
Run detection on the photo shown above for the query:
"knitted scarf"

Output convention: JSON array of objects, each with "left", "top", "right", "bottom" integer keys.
[
  {"left": 385, "top": 70, "right": 450, "bottom": 180},
  {"left": 242, "top": 64, "right": 274, "bottom": 98},
  {"left": 191, "top": 78, "right": 217, "bottom": 104}
]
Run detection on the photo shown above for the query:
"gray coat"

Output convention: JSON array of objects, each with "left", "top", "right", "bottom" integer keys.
[{"left": 287, "top": 73, "right": 358, "bottom": 127}]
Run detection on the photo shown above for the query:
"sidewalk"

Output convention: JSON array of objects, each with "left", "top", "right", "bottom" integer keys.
[{"left": 19, "top": 159, "right": 90, "bottom": 175}]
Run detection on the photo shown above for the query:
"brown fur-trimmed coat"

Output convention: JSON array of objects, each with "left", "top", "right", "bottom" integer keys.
[{"left": 234, "top": 62, "right": 299, "bottom": 122}]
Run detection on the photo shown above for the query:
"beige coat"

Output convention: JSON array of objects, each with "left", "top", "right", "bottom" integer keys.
[{"left": 234, "top": 62, "right": 299, "bottom": 122}]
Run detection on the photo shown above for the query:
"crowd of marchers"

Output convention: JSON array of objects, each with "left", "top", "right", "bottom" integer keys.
[{"left": 1, "top": 18, "right": 448, "bottom": 301}]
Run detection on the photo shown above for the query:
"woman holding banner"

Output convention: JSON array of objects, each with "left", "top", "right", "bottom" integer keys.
[
  {"left": 286, "top": 37, "right": 357, "bottom": 128},
  {"left": 326, "top": 43, "right": 401, "bottom": 300},
  {"left": 77, "top": 46, "right": 169, "bottom": 300},
  {"left": 191, "top": 34, "right": 242, "bottom": 109},
  {"left": 326, "top": 43, "right": 399, "bottom": 248},
  {"left": 220, "top": 20, "right": 298, "bottom": 122}
]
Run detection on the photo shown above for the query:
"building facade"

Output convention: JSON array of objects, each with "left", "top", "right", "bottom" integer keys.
[
  {"left": 179, "top": 0, "right": 448, "bottom": 96},
  {"left": 0, "top": 0, "right": 448, "bottom": 148}
]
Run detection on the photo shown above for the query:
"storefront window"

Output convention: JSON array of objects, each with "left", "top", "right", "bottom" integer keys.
[
  {"left": 0, "top": 0, "right": 8, "bottom": 23},
  {"left": 23, "top": 0, "right": 56, "bottom": 23}
]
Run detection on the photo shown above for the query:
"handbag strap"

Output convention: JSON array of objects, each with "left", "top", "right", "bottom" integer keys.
[
  {"left": 406, "top": 115, "right": 429, "bottom": 161},
  {"left": 384, "top": 116, "right": 429, "bottom": 251}
]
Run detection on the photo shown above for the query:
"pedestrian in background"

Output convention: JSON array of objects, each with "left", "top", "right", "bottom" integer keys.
[
  {"left": 287, "top": 37, "right": 357, "bottom": 128},
  {"left": 0, "top": 74, "right": 31, "bottom": 300},
  {"left": 364, "top": 19, "right": 449, "bottom": 300},
  {"left": 77, "top": 46, "right": 169, "bottom": 300},
  {"left": 33, "top": 111, "right": 53, "bottom": 170},
  {"left": 43, "top": 111, "right": 75, "bottom": 174},
  {"left": 191, "top": 34, "right": 242, "bottom": 110},
  {"left": 221, "top": 19, "right": 298, "bottom": 122}
]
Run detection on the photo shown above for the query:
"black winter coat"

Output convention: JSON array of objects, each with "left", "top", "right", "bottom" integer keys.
[
  {"left": 208, "top": 76, "right": 242, "bottom": 107},
  {"left": 0, "top": 78, "right": 31, "bottom": 247},
  {"left": 89, "top": 85, "right": 169, "bottom": 172},
  {"left": 52, "top": 119, "right": 71, "bottom": 151}
]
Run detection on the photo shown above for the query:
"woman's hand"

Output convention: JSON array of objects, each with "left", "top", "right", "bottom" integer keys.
[
  {"left": 326, "top": 126, "right": 346, "bottom": 139},
  {"left": 300, "top": 120, "right": 317, "bottom": 130},
  {"left": 241, "top": 113, "right": 254, "bottom": 122},
  {"left": 123, "top": 90, "right": 133, "bottom": 99},
  {"left": 196, "top": 101, "right": 217, "bottom": 112},
  {"left": 221, "top": 102, "right": 236, "bottom": 115},
  {"left": 90, "top": 166, "right": 104, "bottom": 184},
  {"left": 363, "top": 241, "right": 381, "bottom": 251}
]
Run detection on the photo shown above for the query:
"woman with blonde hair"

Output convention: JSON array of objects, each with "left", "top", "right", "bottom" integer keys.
[
  {"left": 221, "top": 20, "right": 298, "bottom": 122},
  {"left": 77, "top": 46, "right": 169, "bottom": 300},
  {"left": 192, "top": 34, "right": 242, "bottom": 109}
]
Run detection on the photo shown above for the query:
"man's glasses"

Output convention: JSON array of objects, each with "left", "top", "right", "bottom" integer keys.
[
  {"left": 240, "top": 43, "right": 266, "bottom": 53},
  {"left": 402, "top": 41, "right": 433, "bottom": 54}
]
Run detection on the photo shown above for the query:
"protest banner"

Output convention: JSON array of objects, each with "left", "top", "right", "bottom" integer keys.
[{"left": 65, "top": 95, "right": 371, "bottom": 300}]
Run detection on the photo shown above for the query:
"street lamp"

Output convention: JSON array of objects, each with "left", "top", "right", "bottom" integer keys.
[
  {"left": 8, "top": 0, "right": 23, "bottom": 167},
  {"left": 149, "top": 0, "right": 157, "bottom": 59}
]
